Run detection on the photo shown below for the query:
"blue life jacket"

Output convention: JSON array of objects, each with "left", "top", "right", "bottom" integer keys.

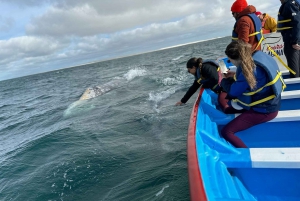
[
  {"left": 233, "top": 51, "right": 285, "bottom": 111},
  {"left": 232, "top": 13, "right": 263, "bottom": 50}
]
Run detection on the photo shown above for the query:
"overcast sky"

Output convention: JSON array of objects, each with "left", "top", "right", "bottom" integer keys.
[{"left": 0, "top": 0, "right": 280, "bottom": 81}]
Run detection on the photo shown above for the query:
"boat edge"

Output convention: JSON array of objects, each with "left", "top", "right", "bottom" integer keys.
[{"left": 187, "top": 87, "right": 207, "bottom": 201}]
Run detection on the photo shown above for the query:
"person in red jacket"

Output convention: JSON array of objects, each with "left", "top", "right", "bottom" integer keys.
[{"left": 231, "top": 0, "right": 262, "bottom": 51}]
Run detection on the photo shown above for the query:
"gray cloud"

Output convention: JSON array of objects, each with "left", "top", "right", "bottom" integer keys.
[
  {"left": 0, "top": 0, "right": 281, "bottom": 80},
  {"left": 26, "top": 0, "right": 206, "bottom": 37},
  {"left": 0, "top": 36, "right": 66, "bottom": 66}
]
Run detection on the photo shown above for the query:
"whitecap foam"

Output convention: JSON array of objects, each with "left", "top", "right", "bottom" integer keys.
[
  {"left": 172, "top": 55, "right": 184, "bottom": 61},
  {"left": 161, "top": 77, "right": 181, "bottom": 86},
  {"left": 160, "top": 71, "right": 189, "bottom": 86},
  {"left": 148, "top": 87, "right": 179, "bottom": 112},
  {"left": 148, "top": 88, "right": 176, "bottom": 103},
  {"left": 123, "top": 68, "right": 147, "bottom": 81}
]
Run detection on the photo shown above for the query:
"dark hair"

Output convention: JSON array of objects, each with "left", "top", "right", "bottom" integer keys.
[
  {"left": 225, "top": 41, "right": 240, "bottom": 60},
  {"left": 186, "top": 57, "right": 203, "bottom": 69}
]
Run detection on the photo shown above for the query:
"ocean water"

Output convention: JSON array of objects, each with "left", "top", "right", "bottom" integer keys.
[{"left": 0, "top": 36, "right": 231, "bottom": 201}]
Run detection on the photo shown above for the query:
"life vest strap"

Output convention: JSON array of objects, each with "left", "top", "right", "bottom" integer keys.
[
  {"left": 234, "top": 70, "right": 285, "bottom": 107},
  {"left": 278, "top": 19, "right": 292, "bottom": 23},
  {"left": 266, "top": 43, "right": 296, "bottom": 75},
  {"left": 279, "top": 72, "right": 287, "bottom": 92},
  {"left": 212, "top": 84, "right": 218, "bottom": 90},
  {"left": 277, "top": 27, "right": 293, "bottom": 31},
  {"left": 233, "top": 94, "right": 276, "bottom": 107},
  {"left": 242, "top": 71, "right": 283, "bottom": 96},
  {"left": 249, "top": 31, "right": 260, "bottom": 37},
  {"left": 254, "top": 29, "right": 264, "bottom": 50},
  {"left": 232, "top": 29, "right": 263, "bottom": 51}
]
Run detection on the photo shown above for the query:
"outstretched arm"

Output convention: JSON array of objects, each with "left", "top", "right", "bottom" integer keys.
[{"left": 175, "top": 80, "right": 200, "bottom": 105}]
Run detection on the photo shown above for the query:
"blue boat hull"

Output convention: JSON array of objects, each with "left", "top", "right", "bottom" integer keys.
[{"left": 187, "top": 88, "right": 300, "bottom": 201}]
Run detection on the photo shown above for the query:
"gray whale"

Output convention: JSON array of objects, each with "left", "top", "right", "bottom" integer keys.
[{"left": 79, "top": 79, "right": 124, "bottom": 100}]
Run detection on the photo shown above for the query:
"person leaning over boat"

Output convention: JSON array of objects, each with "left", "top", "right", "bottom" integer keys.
[
  {"left": 175, "top": 58, "right": 222, "bottom": 106},
  {"left": 231, "top": 0, "right": 262, "bottom": 51},
  {"left": 220, "top": 40, "right": 284, "bottom": 148},
  {"left": 277, "top": 0, "right": 300, "bottom": 78},
  {"left": 255, "top": 11, "right": 277, "bottom": 33}
]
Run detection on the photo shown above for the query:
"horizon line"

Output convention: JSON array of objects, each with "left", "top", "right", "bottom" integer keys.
[
  {"left": 0, "top": 35, "right": 230, "bottom": 82},
  {"left": 63, "top": 35, "right": 230, "bottom": 70}
]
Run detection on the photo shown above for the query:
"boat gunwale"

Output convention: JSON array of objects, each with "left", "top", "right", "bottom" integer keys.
[{"left": 187, "top": 87, "right": 207, "bottom": 201}]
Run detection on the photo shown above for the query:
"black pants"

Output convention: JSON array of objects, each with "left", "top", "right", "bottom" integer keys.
[{"left": 284, "top": 43, "right": 300, "bottom": 78}]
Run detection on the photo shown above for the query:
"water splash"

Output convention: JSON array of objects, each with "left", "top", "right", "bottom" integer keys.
[
  {"left": 148, "top": 87, "right": 179, "bottom": 112},
  {"left": 63, "top": 100, "right": 95, "bottom": 117},
  {"left": 123, "top": 68, "right": 147, "bottom": 81}
]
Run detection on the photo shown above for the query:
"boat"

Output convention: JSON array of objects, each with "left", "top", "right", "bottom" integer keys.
[
  {"left": 187, "top": 32, "right": 300, "bottom": 201},
  {"left": 187, "top": 86, "right": 300, "bottom": 201}
]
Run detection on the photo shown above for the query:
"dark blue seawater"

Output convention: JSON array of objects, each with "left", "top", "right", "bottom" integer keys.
[{"left": 0, "top": 37, "right": 231, "bottom": 201}]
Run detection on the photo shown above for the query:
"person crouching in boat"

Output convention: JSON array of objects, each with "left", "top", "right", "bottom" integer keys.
[
  {"left": 220, "top": 40, "right": 284, "bottom": 148},
  {"left": 175, "top": 57, "right": 222, "bottom": 106}
]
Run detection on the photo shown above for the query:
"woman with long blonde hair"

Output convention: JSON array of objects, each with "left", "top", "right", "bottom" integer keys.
[{"left": 220, "top": 40, "right": 282, "bottom": 148}]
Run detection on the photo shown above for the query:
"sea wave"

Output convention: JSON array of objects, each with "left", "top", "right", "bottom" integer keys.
[{"left": 123, "top": 68, "right": 147, "bottom": 81}]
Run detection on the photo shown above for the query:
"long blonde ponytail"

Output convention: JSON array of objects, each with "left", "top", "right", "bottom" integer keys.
[{"left": 226, "top": 40, "right": 257, "bottom": 90}]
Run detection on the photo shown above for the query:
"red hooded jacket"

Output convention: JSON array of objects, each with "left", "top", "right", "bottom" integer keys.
[{"left": 235, "top": 5, "right": 261, "bottom": 51}]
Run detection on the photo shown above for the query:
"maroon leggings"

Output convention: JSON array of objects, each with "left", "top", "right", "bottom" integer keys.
[{"left": 221, "top": 109, "right": 278, "bottom": 148}]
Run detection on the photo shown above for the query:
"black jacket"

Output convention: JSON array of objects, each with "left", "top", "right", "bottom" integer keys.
[
  {"left": 278, "top": 0, "right": 300, "bottom": 44},
  {"left": 181, "top": 63, "right": 219, "bottom": 103}
]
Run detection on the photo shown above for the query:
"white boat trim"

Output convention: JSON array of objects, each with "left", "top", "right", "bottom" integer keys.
[
  {"left": 234, "top": 109, "right": 300, "bottom": 122},
  {"left": 281, "top": 90, "right": 300, "bottom": 99},
  {"left": 250, "top": 148, "right": 300, "bottom": 168}
]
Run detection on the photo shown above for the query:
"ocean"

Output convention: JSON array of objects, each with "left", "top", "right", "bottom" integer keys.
[{"left": 0, "top": 36, "right": 231, "bottom": 201}]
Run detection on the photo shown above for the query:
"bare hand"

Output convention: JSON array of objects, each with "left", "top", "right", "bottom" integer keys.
[
  {"left": 175, "top": 101, "right": 184, "bottom": 106},
  {"left": 292, "top": 44, "right": 300, "bottom": 50},
  {"left": 222, "top": 71, "right": 235, "bottom": 78}
]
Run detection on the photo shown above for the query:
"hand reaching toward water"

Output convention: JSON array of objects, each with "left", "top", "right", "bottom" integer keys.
[{"left": 175, "top": 101, "right": 184, "bottom": 106}]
